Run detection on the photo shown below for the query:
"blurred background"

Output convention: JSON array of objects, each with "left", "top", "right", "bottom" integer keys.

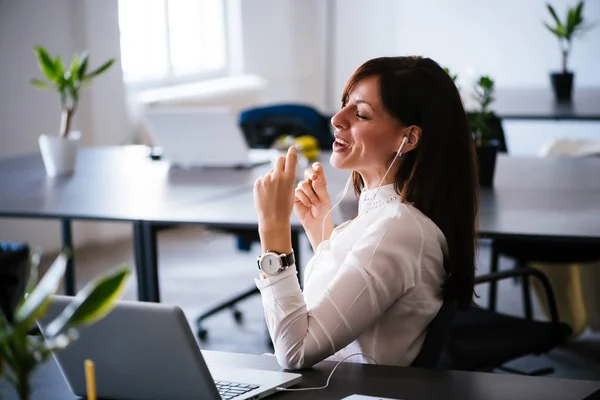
[{"left": 1, "top": 0, "right": 600, "bottom": 380}]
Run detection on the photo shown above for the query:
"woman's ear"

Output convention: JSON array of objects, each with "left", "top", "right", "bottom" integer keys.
[{"left": 399, "top": 125, "right": 422, "bottom": 153}]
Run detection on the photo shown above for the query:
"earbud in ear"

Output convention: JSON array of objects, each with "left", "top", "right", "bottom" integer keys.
[{"left": 397, "top": 136, "right": 409, "bottom": 154}]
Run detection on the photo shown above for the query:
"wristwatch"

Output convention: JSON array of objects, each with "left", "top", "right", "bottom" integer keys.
[{"left": 257, "top": 250, "right": 295, "bottom": 276}]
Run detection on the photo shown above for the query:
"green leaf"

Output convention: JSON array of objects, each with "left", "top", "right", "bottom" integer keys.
[
  {"left": 575, "top": 1, "right": 584, "bottom": 20},
  {"left": 44, "top": 266, "right": 130, "bottom": 337},
  {"left": 30, "top": 78, "right": 49, "bottom": 89},
  {"left": 69, "top": 54, "right": 80, "bottom": 81},
  {"left": 83, "top": 59, "right": 115, "bottom": 81},
  {"left": 54, "top": 56, "right": 65, "bottom": 80},
  {"left": 547, "top": 4, "right": 562, "bottom": 27},
  {"left": 544, "top": 22, "right": 564, "bottom": 37},
  {"left": 15, "top": 251, "right": 42, "bottom": 313},
  {"left": 34, "top": 46, "right": 57, "bottom": 82},
  {"left": 77, "top": 51, "right": 89, "bottom": 80},
  {"left": 13, "top": 253, "right": 67, "bottom": 331},
  {"left": 25, "top": 252, "right": 41, "bottom": 296}
]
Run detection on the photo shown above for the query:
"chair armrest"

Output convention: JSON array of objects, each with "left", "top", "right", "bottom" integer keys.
[{"left": 475, "top": 267, "right": 560, "bottom": 327}]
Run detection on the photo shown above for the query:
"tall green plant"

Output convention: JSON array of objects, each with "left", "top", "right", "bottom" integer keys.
[
  {"left": 470, "top": 76, "right": 496, "bottom": 147},
  {"left": 30, "top": 46, "right": 115, "bottom": 139},
  {"left": 443, "top": 68, "right": 497, "bottom": 147},
  {"left": 544, "top": 1, "right": 592, "bottom": 74},
  {"left": 0, "top": 253, "right": 130, "bottom": 400}
]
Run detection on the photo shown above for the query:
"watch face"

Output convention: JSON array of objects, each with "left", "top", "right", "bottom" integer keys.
[{"left": 260, "top": 254, "right": 281, "bottom": 275}]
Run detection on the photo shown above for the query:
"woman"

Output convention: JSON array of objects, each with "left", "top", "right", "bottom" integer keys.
[{"left": 253, "top": 56, "right": 478, "bottom": 370}]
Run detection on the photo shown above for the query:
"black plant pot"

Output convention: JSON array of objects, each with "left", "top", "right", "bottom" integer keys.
[
  {"left": 476, "top": 145, "right": 498, "bottom": 187},
  {"left": 0, "top": 242, "right": 30, "bottom": 322},
  {"left": 550, "top": 72, "right": 574, "bottom": 102}
]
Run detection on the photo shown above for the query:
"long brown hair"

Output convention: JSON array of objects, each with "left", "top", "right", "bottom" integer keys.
[{"left": 343, "top": 56, "right": 478, "bottom": 310}]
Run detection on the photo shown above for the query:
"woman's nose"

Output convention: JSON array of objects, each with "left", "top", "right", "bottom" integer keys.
[{"left": 331, "top": 109, "right": 347, "bottom": 131}]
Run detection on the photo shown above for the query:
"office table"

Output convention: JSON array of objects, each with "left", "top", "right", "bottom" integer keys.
[
  {"left": 464, "top": 87, "right": 600, "bottom": 121},
  {"left": 0, "top": 146, "right": 264, "bottom": 301},
  {"left": 3, "top": 350, "right": 600, "bottom": 400},
  {"left": 2, "top": 147, "right": 600, "bottom": 305}
]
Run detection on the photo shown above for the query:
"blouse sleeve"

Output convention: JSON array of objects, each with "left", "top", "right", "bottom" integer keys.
[{"left": 254, "top": 214, "right": 424, "bottom": 370}]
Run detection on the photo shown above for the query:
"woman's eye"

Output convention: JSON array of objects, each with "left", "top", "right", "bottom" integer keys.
[{"left": 356, "top": 113, "right": 367, "bottom": 120}]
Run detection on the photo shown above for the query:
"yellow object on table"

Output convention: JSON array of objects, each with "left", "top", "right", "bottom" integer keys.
[
  {"left": 85, "top": 359, "right": 97, "bottom": 400},
  {"left": 293, "top": 135, "right": 321, "bottom": 163}
]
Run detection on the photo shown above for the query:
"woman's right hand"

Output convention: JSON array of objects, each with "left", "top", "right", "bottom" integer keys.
[{"left": 294, "top": 163, "right": 334, "bottom": 246}]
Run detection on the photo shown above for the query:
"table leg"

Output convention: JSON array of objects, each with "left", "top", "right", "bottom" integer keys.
[
  {"left": 132, "top": 221, "right": 148, "bottom": 302},
  {"left": 61, "top": 219, "right": 75, "bottom": 296},
  {"left": 291, "top": 229, "right": 302, "bottom": 288},
  {"left": 142, "top": 221, "right": 161, "bottom": 303}
]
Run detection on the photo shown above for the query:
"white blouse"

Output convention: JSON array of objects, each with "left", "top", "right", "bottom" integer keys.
[{"left": 255, "top": 183, "right": 448, "bottom": 370}]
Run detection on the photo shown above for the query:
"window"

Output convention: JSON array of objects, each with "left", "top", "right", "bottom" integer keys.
[{"left": 117, "top": 0, "right": 228, "bottom": 86}]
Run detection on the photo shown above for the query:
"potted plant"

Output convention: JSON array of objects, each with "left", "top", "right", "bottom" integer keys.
[
  {"left": 30, "top": 46, "right": 114, "bottom": 176},
  {"left": 543, "top": 1, "right": 592, "bottom": 102},
  {"left": 444, "top": 67, "right": 501, "bottom": 187},
  {"left": 469, "top": 76, "right": 500, "bottom": 187},
  {"left": 0, "top": 251, "right": 130, "bottom": 400}
]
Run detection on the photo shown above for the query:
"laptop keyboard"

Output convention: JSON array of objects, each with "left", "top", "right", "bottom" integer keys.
[{"left": 215, "top": 380, "right": 260, "bottom": 399}]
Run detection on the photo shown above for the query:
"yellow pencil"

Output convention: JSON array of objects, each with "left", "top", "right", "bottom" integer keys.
[{"left": 85, "top": 359, "right": 97, "bottom": 400}]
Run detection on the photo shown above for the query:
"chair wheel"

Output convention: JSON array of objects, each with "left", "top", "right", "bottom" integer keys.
[
  {"left": 232, "top": 308, "right": 243, "bottom": 323},
  {"left": 197, "top": 328, "right": 208, "bottom": 341}
]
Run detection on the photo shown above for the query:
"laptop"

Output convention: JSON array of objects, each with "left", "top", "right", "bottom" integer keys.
[
  {"left": 37, "top": 295, "right": 301, "bottom": 400},
  {"left": 143, "top": 108, "right": 275, "bottom": 169}
]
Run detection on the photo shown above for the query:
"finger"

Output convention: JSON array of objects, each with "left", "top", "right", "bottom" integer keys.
[
  {"left": 304, "top": 167, "right": 317, "bottom": 181},
  {"left": 274, "top": 156, "right": 285, "bottom": 175},
  {"left": 284, "top": 146, "right": 298, "bottom": 176},
  {"left": 298, "top": 180, "right": 320, "bottom": 205},
  {"left": 309, "top": 168, "right": 328, "bottom": 199},
  {"left": 295, "top": 187, "right": 312, "bottom": 208}
]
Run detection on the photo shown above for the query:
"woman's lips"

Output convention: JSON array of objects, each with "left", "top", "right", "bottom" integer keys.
[{"left": 333, "top": 137, "right": 351, "bottom": 152}]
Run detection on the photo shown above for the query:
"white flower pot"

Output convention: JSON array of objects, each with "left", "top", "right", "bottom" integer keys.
[{"left": 38, "top": 132, "right": 81, "bottom": 177}]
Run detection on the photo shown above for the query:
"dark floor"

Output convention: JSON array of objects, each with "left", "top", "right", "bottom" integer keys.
[{"left": 42, "top": 225, "right": 600, "bottom": 381}]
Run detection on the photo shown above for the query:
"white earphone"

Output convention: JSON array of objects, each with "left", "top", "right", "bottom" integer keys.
[{"left": 397, "top": 136, "right": 409, "bottom": 154}]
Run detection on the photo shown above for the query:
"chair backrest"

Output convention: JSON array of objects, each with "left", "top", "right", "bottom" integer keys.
[
  {"left": 0, "top": 242, "right": 30, "bottom": 322},
  {"left": 239, "top": 104, "right": 334, "bottom": 150},
  {"left": 410, "top": 293, "right": 458, "bottom": 369},
  {"left": 539, "top": 138, "right": 600, "bottom": 157}
]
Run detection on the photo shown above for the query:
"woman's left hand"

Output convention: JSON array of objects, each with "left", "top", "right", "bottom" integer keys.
[{"left": 254, "top": 147, "right": 298, "bottom": 230}]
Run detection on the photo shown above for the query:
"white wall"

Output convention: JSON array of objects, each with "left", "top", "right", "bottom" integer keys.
[
  {"left": 329, "top": 0, "right": 401, "bottom": 111},
  {"left": 239, "top": 0, "right": 328, "bottom": 110},
  {"left": 392, "top": 0, "right": 600, "bottom": 155},
  {"left": 395, "top": 0, "right": 600, "bottom": 89}
]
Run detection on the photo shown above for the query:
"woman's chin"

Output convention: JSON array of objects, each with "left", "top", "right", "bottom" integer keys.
[{"left": 330, "top": 152, "right": 352, "bottom": 170}]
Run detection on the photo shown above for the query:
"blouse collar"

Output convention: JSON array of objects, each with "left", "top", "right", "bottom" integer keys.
[{"left": 358, "top": 183, "right": 401, "bottom": 214}]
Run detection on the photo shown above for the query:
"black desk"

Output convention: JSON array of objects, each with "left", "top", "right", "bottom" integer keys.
[
  {"left": 4, "top": 351, "right": 600, "bottom": 400},
  {"left": 464, "top": 87, "right": 600, "bottom": 121},
  {"left": 0, "top": 147, "right": 264, "bottom": 301}
]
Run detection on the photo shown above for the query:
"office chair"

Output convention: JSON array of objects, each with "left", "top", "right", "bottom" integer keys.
[
  {"left": 487, "top": 140, "right": 600, "bottom": 320},
  {"left": 239, "top": 103, "right": 334, "bottom": 150},
  {"left": 441, "top": 267, "right": 573, "bottom": 375},
  {"left": 0, "top": 242, "right": 30, "bottom": 323},
  {"left": 411, "top": 288, "right": 458, "bottom": 369}
]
